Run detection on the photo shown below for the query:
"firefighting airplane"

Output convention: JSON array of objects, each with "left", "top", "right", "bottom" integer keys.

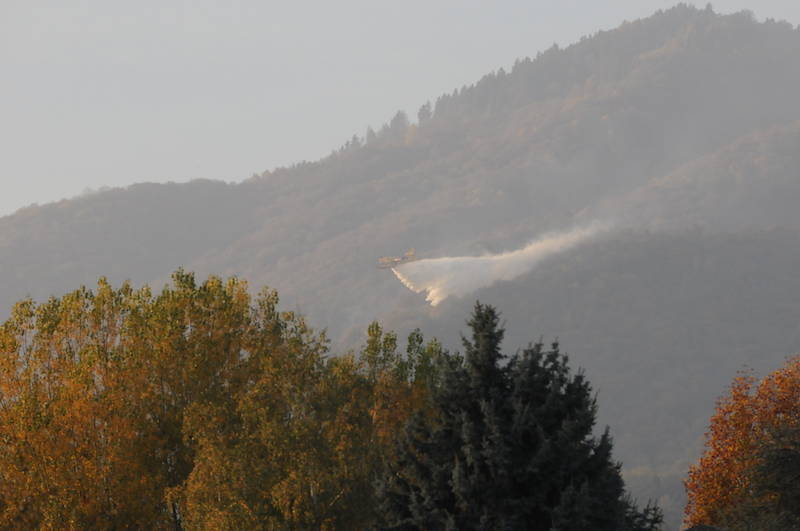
[{"left": 377, "top": 248, "right": 417, "bottom": 269}]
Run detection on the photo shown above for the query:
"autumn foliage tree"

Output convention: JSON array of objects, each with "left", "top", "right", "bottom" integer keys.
[
  {"left": 179, "top": 320, "right": 443, "bottom": 529},
  {"left": 0, "top": 271, "right": 443, "bottom": 529},
  {"left": 0, "top": 279, "right": 166, "bottom": 528},
  {"left": 685, "top": 356, "right": 800, "bottom": 529}
]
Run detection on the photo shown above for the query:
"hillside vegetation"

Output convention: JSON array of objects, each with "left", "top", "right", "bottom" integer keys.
[{"left": 0, "top": 275, "right": 659, "bottom": 529}]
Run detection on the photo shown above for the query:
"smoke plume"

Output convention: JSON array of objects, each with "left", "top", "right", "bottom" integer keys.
[{"left": 392, "top": 224, "right": 608, "bottom": 306}]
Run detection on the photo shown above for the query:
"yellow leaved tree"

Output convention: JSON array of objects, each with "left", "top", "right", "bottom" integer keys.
[{"left": 0, "top": 271, "right": 443, "bottom": 529}]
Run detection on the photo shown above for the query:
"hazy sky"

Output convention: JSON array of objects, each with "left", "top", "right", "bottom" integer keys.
[{"left": 2, "top": 1, "right": 799, "bottom": 217}]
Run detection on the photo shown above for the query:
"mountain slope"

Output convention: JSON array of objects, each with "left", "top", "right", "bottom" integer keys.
[
  {"left": 4, "top": 6, "right": 800, "bottom": 331},
  {"left": 584, "top": 120, "right": 800, "bottom": 231}
]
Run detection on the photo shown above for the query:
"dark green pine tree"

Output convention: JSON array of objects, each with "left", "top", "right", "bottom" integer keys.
[{"left": 377, "top": 302, "right": 662, "bottom": 530}]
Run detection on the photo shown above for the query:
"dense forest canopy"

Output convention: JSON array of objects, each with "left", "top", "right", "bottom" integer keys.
[{"left": 2, "top": 5, "right": 800, "bottom": 526}]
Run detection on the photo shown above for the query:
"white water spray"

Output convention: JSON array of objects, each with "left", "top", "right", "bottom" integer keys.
[{"left": 392, "top": 223, "right": 608, "bottom": 306}]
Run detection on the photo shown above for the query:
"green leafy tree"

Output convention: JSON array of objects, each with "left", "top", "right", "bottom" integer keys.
[{"left": 377, "top": 302, "right": 662, "bottom": 530}]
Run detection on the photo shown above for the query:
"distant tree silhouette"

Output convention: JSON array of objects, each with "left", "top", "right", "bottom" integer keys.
[{"left": 417, "top": 102, "right": 432, "bottom": 124}]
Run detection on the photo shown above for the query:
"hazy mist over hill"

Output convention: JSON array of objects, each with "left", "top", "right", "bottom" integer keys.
[{"left": 4, "top": 4, "right": 800, "bottom": 527}]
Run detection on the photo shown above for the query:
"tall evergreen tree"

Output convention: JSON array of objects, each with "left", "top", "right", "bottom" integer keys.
[{"left": 377, "top": 302, "right": 661, "bottom": 530}]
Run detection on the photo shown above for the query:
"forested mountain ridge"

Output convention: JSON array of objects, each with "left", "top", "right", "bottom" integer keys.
[
  {"left": 584, "top": 121, "right": 800, "bottom": 231},
  {"left": 3, "top": 6, "right": 800, "bottom": 526},
  {"left": 3, "top": 5, "right": 799, "bottom": 332}
]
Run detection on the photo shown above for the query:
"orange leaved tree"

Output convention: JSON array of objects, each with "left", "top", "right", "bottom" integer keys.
[
  {"left": 685, "top": 356, "right": 800, "bottom": 529},
  {"left": 0, "top": 271, "right": 443, "bottom": 529}
]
